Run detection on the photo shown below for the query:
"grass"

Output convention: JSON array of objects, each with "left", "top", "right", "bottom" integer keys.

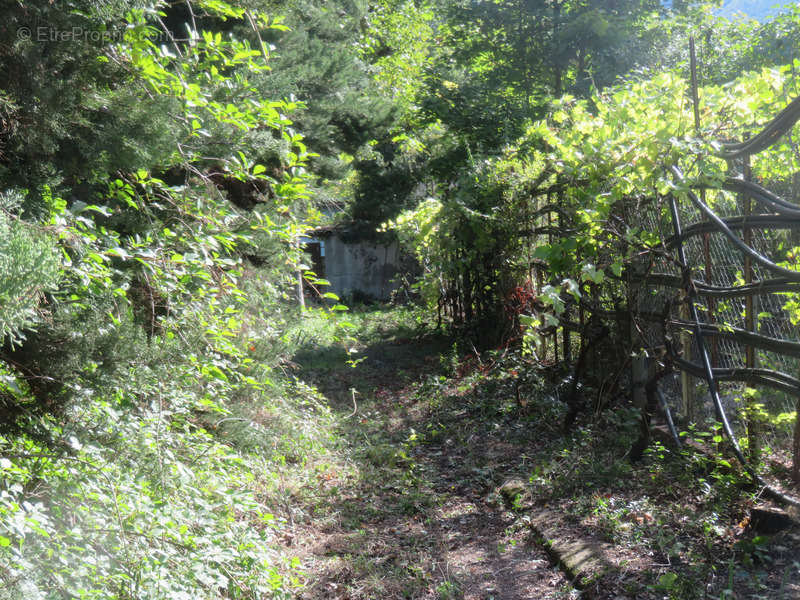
[{"left": 44, "top": 300, "right": 784, "bottom": 599}]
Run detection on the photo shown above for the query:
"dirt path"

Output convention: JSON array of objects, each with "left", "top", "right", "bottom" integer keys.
[
  {"left": 285, "top": 310, "right": 800, "bottom": 600},
  {"left": 291, "top": 332, "right": 578, "bottom": 600}
]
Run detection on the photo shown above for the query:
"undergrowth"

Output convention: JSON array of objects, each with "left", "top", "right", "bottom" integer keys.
[
  {"left": 401, "top": 343, "right": 800, "bottom": 599},
  {"left": 0, "top": 270, "right": 349, "bottom": 599}
]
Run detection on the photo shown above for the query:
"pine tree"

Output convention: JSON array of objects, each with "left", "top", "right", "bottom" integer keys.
[
  {"left": 256, "top": 0, "right": 398, "bottom": 182},
  {"left": 0, "top": 191, "right": 59, "bottom": 345}
]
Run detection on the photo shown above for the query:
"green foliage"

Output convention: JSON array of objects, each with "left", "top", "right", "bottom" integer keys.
[
  {"left": 0, "top": 191, "right": 60, "bottom": 345},
  {"left": 0, "top": 385, "right": 292, "bottom": 598},
  {"left": 253, "top": 0, "right": 399, "bottom": 192},
  {"left": 390, "top": 43, "right": 800, "bottom": 332},
  {"left": 0, "top": 326, "right": 344, "bottom": 597},
  {"left": 367, "top": 1, "right": 800, "bottom": 338},
  {"left": 649, "top": 5, "right": 800, "bottom": 87},
  {"left": 387, "top": 161, "right": 526, "bottom": 338},
  {"left": 0, "top": 1, "right": 342, "bottom": 596},
  {"left": 360, "top": 0, "right": 435, "bottom": 117},
  {"left": 416, "top": 0, "right": 696, "bottom": 148},
  {"left": 7, "top": 0, "right": 800, "bottom": 596}
]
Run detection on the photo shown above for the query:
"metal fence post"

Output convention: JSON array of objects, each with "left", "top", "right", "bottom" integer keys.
[{"left": 742, "top": 147, "right": 760, "bottom": 460}]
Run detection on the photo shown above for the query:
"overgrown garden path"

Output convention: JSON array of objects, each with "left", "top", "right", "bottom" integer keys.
[
  {"left": 287, "top": 308, "right": 800, "bottom": 600},
  {"left": 290, "top": 317, "right": 577, "bottom": 600}
]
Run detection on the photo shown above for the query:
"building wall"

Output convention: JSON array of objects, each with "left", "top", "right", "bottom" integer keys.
[{"left": 322, "top": 236, "right": 400, "bottom": 300}]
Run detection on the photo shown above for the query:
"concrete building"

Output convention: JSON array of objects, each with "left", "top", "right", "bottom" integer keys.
[{"left": 303, "top": 226, "right": 400, "bottom": 301}]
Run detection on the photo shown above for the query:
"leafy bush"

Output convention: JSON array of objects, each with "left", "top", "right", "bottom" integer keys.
[
  {"left": 0, "top": 364, "right": 306, "bottom": 598},
  {"left": 0, "top": 1, "right": 339, "bottom": 596}
]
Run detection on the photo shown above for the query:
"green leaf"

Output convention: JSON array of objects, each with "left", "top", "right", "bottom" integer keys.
[
  {"left": 657, "top": 572, "right": 678, "bottom": 590},
  {"left": 581, "top": 264, "right": 604, "bottom": 285}
]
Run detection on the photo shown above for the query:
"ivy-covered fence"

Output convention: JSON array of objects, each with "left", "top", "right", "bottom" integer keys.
[
  {"left": 629, "top": 92, "right": 800, "bottom": 505},
  {"left": 390, "top": 47, "right": 800, "bottom": 501}
]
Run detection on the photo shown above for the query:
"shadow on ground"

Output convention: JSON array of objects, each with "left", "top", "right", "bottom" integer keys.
[
  {"left": 290, "top": 317, "right": 578, "bottom": 600},
  {"left": 288, "top": 309, "right": 800, "bottom": 600}
]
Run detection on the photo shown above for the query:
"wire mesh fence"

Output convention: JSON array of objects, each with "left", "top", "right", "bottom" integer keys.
[{"left": 611, "top": 92, "right": 800, "bottom": 502}]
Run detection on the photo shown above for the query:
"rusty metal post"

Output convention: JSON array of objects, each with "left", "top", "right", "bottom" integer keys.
[
  {"left": 676, "top": 37, "right": 707, "bottom": 422},
  {"left": 690, "top": 37, "right": 718, "bottom": 369},
  {"left": 742, "top": 148, "right": 760, "bottom": 461},
  {"left": 679, "top": 307, "right": 694, "bottom": 422}
]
